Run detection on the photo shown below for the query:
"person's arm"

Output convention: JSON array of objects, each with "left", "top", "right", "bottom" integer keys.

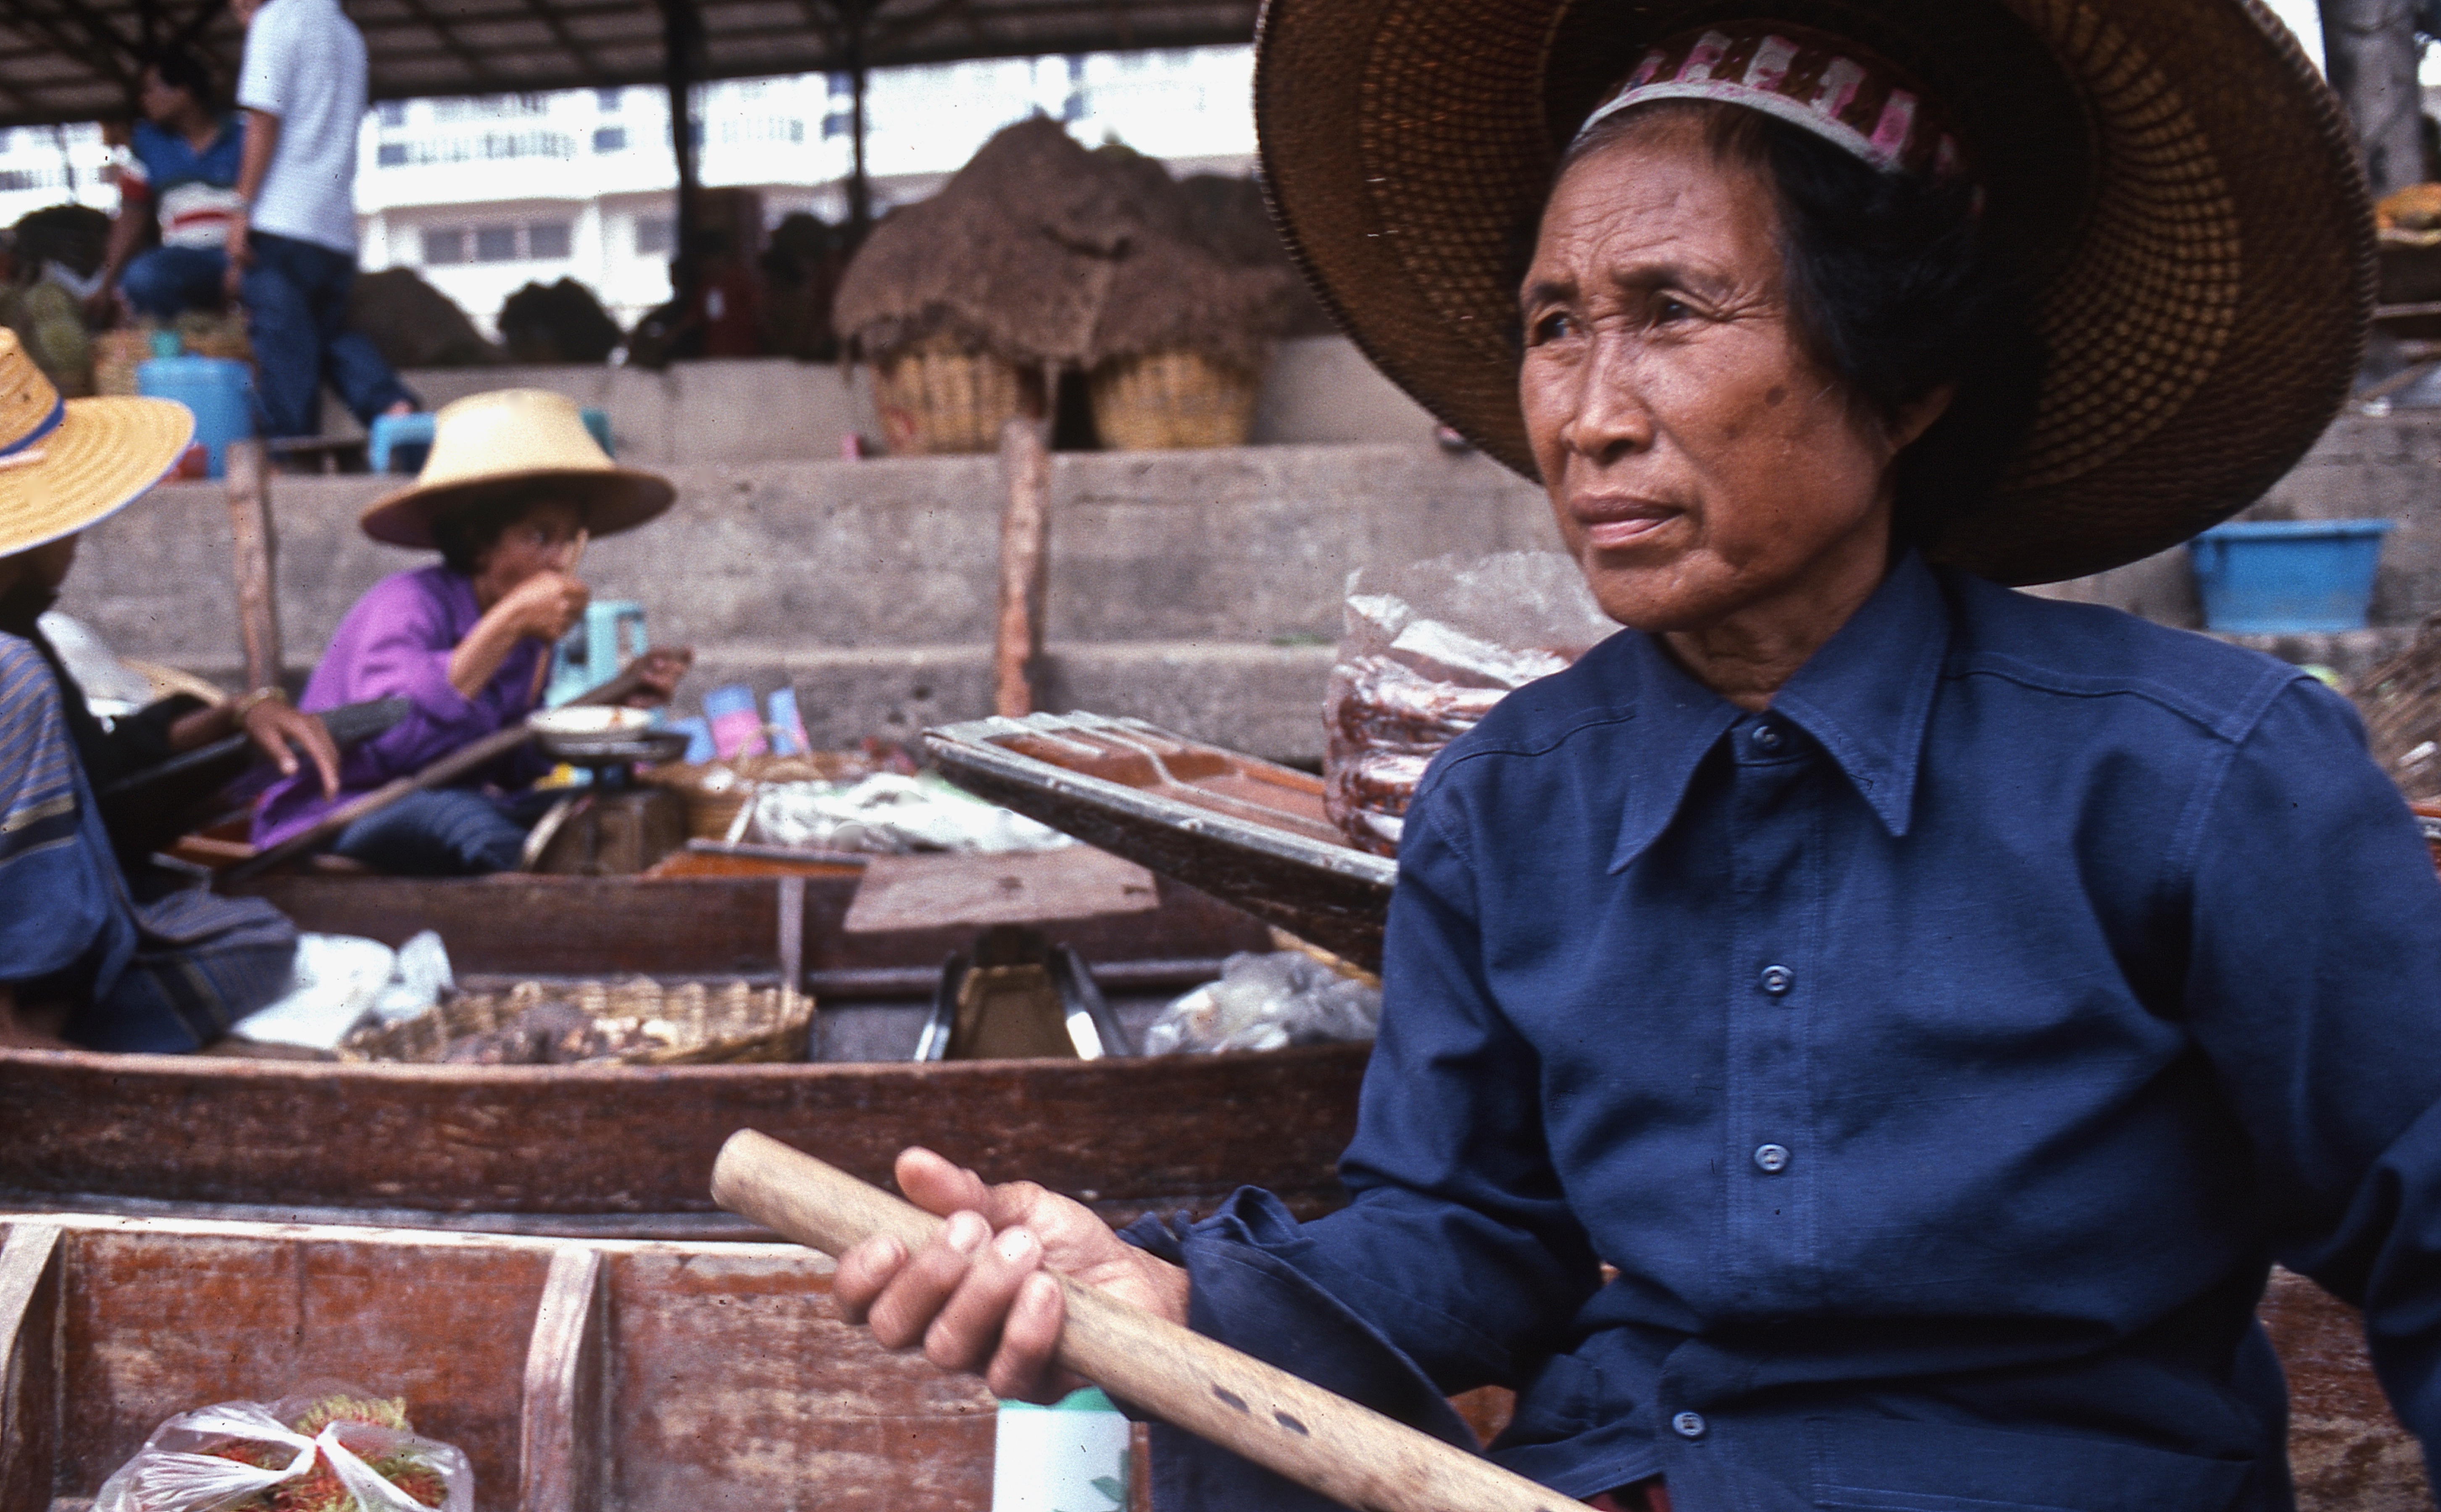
[
  {"left": 220, "top": 108, "right": 279, "bottom": 296},
  {"left": 447, "top": 570, "right": 588, "bottom": 699},
  {"left": 164, "top": 691, "right": 341, "bottom": 796},
  {"left": 2177, "top": 679, "right": 2441, "bottom": 1459},
  {"left": 88, "top": 195, "right": 149, "bottom": 320}
]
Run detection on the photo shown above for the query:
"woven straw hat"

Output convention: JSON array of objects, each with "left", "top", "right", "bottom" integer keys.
[
  {"left": 1255, "top": 0, "right": 2374, "bottom": 584},
  {"left": 360, "top": 389, "right": 674, "bottom": 550},
  {"left": 0, "top": 328, "right": 193, "bottom": 559}
]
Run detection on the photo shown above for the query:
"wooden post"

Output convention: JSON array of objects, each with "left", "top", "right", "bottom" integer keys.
[
  {"left": 0, "top": 1223, "right": 63, "bottom": 1512},
  {"left": 224, "top": 438, "right": 283, "bottom": 695},
  {"left": 518, "top": 1244, "right": 608, "bottom": 1512},
  {"left": 993, "top": 416, "right": 1052, "bottom": 718}
]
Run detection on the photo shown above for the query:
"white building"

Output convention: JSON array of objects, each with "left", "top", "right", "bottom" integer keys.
[{"left": 0, "top": 46, "right": 1254, "bottom": 334}]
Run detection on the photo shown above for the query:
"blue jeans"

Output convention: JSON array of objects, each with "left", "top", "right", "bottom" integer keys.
[
  {"left": 119, "top": 244, "right": 228, "bottom": 320},
  {"left": 331, "top": 788, "right": 540, "bottom": 877},
  {"left": 240, "top": 231, "right": 417, "bottom": 438}
]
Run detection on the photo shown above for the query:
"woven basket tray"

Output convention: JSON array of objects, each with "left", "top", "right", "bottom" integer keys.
[
  {"left": 340, "top": 977, "right": 812, "bottom": 1066},
  {"left": 872, "top": 341, "right": 1030, "bottom": 455},
  {"left": 1089, "top": 349, "right": 1259, "bottom": 450}
]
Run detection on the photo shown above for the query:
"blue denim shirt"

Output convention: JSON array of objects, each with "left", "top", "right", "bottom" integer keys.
[{"left": 1128, "top": 553, "right": 2441, "bottom": 1511}]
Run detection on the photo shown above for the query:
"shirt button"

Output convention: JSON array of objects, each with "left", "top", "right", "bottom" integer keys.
[
  {"left": 1758, "top": 964, "right": 1794, "bottom": 996},
  {"left": 1672, "top": 1410, "right": 1707, "bottom": 1439},
  {"left": 1751, "top": 724, "right": 1783, "bottom": 752},
  {"left": 1753, "top": 1143, "right": 1791, "bottom": 1174}
]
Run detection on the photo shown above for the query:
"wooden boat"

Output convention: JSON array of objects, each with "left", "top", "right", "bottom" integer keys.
[
  {"left": 925, "top": 713, "right": 1396, "bottom": 970},
  {"left": 4, "top": 859, "right": 1368, "bottom": 1235},
  {"left": 0, "top": 1213, "right": 2420, "bottom": 1512}
]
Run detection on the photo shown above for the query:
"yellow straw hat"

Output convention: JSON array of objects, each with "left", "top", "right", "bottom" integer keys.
[
  {"left": 359, "top": 389, "right": 675, "bottom": 550},
  {"left": 0, "top": 328, "right": 195, "bottom": 558}
]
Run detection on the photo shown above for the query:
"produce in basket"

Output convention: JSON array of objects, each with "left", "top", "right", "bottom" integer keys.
[{"left": 93, "top": 1387, "right": 472, "bottom": 1512}]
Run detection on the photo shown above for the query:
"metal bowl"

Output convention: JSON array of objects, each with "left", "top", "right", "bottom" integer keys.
[{"left": 535, "top": 725, "right": 694, "bottom": 766}]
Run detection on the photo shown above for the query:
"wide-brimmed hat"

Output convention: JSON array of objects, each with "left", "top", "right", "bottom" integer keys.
[
  {"left": 360, "top": 389, "right": 675, "bottom": 550},
  {"left": 1255, "top": 0, "right": 2373, "bottom": 584},
  {"left": 0, "top": 328, "right": 193, "bottom": 558}
]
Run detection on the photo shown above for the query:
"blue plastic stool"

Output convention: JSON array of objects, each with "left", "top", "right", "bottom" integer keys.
[
  {"left": 2188, "top": 520, "right": 2396, "bottom": 633},
  {"left": 371, "top": 406, "right": 613, "bottom": 474},
  {"left": 137, "top": 356, "right": 254, "bottom": 477}
]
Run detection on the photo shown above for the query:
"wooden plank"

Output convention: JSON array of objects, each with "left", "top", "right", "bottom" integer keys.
[
  {"left": 2258, "top": 1267, "right": 2430, "bottom": 1509},
  {"left": 0, "top": 1041, "right": 1365, "bottom": 1221},
  {"left": 0, "top": 1223, "right": 62, "bottom": 1512},
  {"left": 223, "top": 439, "right": 283, "bottom": 694},
  {"left": 843, "top": 849, "right": 1160, "bottom": 934},
  {"left": 993, "top": 417, "right": 1052, "bottom": 718},
  {"left": 519, "top": 1246, "right": 608, "bottom": 1512},
  {"left": 603, "top": 1244, "right": 996, "bottom": 1512},
  {"left": 53, "top": 1226, "right": 546, "bottom": 1509},
  {"left": 777, "top": 875, "right": 807, "bottom": 994}
]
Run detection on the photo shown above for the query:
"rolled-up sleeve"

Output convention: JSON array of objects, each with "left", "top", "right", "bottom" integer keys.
[
  {"left": 2178, "top": 678, "right": 2441, "bottom": 1456},
  {"left": 323, "top": 582, "right": 498, "bottom": 784}
]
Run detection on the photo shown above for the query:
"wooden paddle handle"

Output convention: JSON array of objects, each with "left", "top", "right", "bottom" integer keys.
[{"left": 710, "top": 1130, "right": 1592, "bottom": 1512}]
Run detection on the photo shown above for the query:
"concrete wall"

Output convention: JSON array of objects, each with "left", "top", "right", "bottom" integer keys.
[
  {"left": 323, "top": 335, "right": 1446, "bottom": 461},
  {"left": 59, "top": 443, "right": 1552, "bottom": 764},
  {"left": 2025, "top": 410, "right": 2441, "bottom": 681}
]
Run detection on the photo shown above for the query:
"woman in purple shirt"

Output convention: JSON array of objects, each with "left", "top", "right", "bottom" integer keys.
[{"left": 254, "top": 390, "right": 687, "bottom": 874}]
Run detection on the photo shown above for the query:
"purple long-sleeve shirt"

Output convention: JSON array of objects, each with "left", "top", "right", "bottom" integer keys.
[{"left": 252, "top": 564, "right": 547, "bottom": 848}]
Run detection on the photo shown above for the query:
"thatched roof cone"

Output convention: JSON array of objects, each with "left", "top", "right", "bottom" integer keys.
[{"left": 834, "top": 118, "right": 1297, "bottom": 375}]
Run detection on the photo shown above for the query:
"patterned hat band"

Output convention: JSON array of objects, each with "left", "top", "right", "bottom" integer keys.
[{"left": 1576, "top": 23, "right": 1969, "bottom": 183}]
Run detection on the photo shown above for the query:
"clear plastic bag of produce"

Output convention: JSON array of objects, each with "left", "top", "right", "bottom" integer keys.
[
  {"left": 1143, "top": 950, "right": 1382, "bottom": 1055},
  {"left": 1323, "top": 551, "right": 1615, "bottom": 855},
  {"left": 93, "top": 1386, "right": 472, "bottom": 1512}
]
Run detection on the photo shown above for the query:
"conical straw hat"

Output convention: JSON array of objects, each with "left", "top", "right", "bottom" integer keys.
[
  {"left": 0, "top": 328, "right": 194, "bottom": 558},
  {"left": 359, "top": 388, "right": 675, "bottom": 549},
  {"left": 1253, "top": 0, "right": 2372, "bottom": 584}
]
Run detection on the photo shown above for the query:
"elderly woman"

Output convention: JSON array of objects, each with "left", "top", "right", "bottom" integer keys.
[
  {"left": 253, "top": 390, "right": 688, "bottom": 874},
  {"left": 827, "top": 4, "right": 2435, "bottom": 1509}
]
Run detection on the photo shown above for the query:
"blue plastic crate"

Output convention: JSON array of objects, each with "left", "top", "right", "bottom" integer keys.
[
  {"left": 2187, "top": 520, "right": 2394, "bottom": 634},
  {"left": 370, "top": 406, "right": 613, "bottom": 474}
]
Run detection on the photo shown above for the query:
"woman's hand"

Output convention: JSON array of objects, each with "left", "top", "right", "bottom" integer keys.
[
  {"left": 835, "top": 1147, "right": 1190, "bottom": 1404},
  {"left": 242, "top": 699, "right": 341, "bottom": 797},
  {"left": 498, "top": 570, "right": 591, "bottom": 643},
  {"left": 620, "top": 646, "right": 693, "bottom": 707}
]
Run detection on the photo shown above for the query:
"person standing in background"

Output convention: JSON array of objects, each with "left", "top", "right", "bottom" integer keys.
[{"left": 223, "top": 0, "right": 417, "bottom": 438}]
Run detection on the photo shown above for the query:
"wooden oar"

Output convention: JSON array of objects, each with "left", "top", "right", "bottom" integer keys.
[
  {"left": 710, "top": 1130, "right": 1592, "bottom": 1512},
  {"left": 224, "top": 662, "right": 649, "bottom": 882}
]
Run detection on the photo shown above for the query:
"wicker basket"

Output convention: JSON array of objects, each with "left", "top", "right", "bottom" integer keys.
[
  {"left": 871, "top": 340, "right": 1030, "bottom": 455},
  {"left": 174, "top": 309, "right": 254, "bottom": 364},
  {"left": 339, "top": 977, "right": 812, "bottom": 1066},
  {"left": 1089, "top": 349, "right": 1260, "bottom": 450}
]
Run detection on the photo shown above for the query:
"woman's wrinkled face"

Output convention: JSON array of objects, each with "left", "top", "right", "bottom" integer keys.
[
  {"left": 468, "top": 499, "right": 584, "bottom": 603},
  {"left": 1519, "top": 113, "right": 1904, "bottom": 635}
]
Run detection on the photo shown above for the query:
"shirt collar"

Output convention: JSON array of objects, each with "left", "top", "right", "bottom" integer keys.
[{"left": 1607, "top": 551, "right": 1952, "bottom": 873}]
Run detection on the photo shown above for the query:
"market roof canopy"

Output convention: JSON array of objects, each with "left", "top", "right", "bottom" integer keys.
[{"left": 0, "top": 0, "right": 1259, "bottom": 129}]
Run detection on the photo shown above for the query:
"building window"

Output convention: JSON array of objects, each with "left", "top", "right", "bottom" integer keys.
[
  {"left": 635, "top": 216, "right": 674, "bottom": 256},
  {"left": 528, "top": 221, "right": 572, "bottom": 259},
  {"left": 826, "top": 72, "right": 852, "bottom": 97},
  {"left": 376, "top": 100, "right": 407, "bottom": 128},
  {"left": 597, "top": 88, "right": 622, "bottom": 112},
  {"left": 822, "top": 110, "right": 851, "bottom": 140},
  {"left": 592, "top": 126, "right": 625, "bottom": 154},
  {"left": 474, "top": 225, "right": 518, "bottom": 262},
  {"left": 789, "top": 119, "right": 804, "bottom": 143},
  {"left": 375, "top": 141, "right": 408, "bottom": 168},
  {"left": 421, "top": 228, "right": 466, "bottom": 265}
]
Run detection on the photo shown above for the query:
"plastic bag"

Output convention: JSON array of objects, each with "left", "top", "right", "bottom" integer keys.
[
  {"left": 1323, "top": 552, "right": 1615, "bottom": 855},
  {"left": 735, "top": 772, "right": 1073, "bottom": 855},
  {"left": 93, "top": 1387, "right": 473, "bottom": 1512},
  {"left": 1142, "top": 950, "right": 1383, "bottom": 1055},
  {"left": 232, "top": 932, "right": 454, "bottom": 1050}
]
